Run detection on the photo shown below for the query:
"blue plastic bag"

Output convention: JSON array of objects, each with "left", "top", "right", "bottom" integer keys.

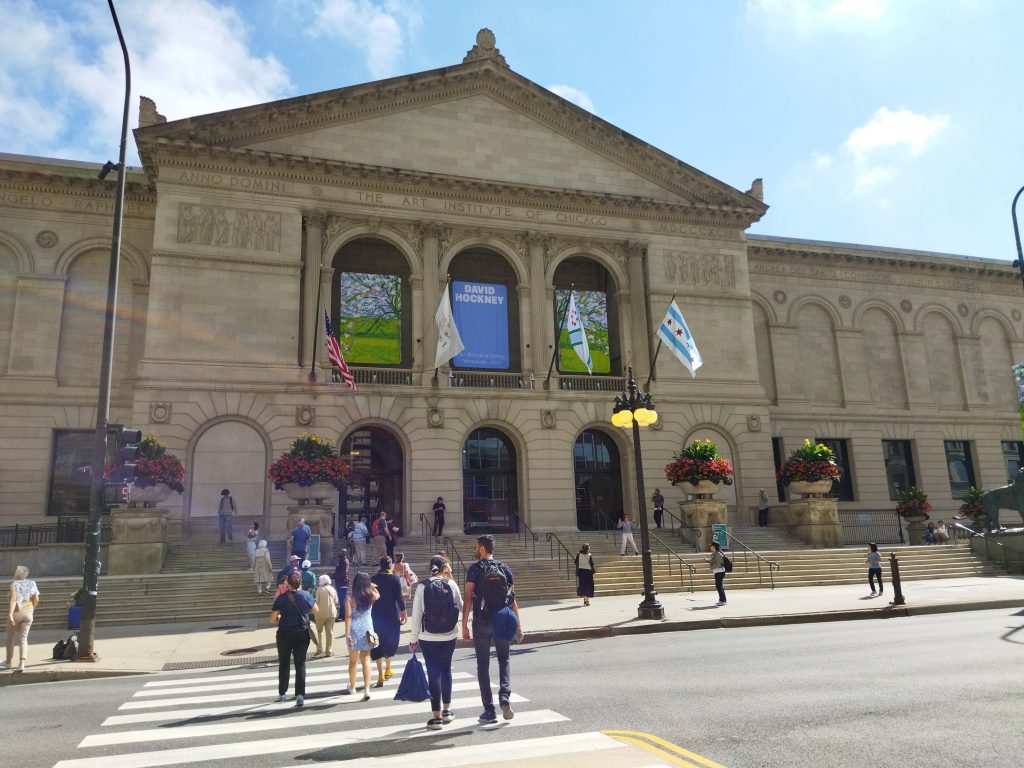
[{"left": 393, "top": 653, "right": 430, "bottom": 702}]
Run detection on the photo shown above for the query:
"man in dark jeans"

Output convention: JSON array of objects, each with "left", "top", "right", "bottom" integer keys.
[
  {"left": 462, "top": 534, "right": 522, "bottom": 724},
  {"left": 270, "top": 571, "right": 316, "bottom": 707},
  {"left": 432, "top": 496, "right": 446, "bottom": 537}
]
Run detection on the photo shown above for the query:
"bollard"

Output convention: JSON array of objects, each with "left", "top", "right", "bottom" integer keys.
[{"left": 889, "top": 552, "right": 906, "bottom": 606}]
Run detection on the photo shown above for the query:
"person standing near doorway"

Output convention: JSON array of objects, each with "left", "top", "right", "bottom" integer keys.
[
  {"left": 757, "top": 488, "right": 770, "bottom": 527},
  {"left": 432, "top": 497, "right": 446, "bottom": 537},
  {"left": 217, "top": 489, "right": 236, "bottom": 544},
  {"left": 651, "top": 489, "right": 665, "bottom": 529}
]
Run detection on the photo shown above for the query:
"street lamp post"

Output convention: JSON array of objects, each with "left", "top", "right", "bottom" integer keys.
[
  {"left": 611, "top": 365, "right": 665, "bottom": 620},
  {"left": 1012, "top": 184, "right": 1024, "bottom": 287}
]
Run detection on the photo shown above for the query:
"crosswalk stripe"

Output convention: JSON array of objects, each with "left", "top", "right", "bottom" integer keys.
[
  {"left": 55, "top": 709, "right": 570, "bottom": 768},
  {"left": 118, "top": 679, "right": 485, "bottom": 710},
  {"left": 85, "top": 693, "right": 529, "bottom": 746},
  {"left": 141, "top": 658, "right": 411, "bottom": 688},
  {"left": 300, "top": 731, "right": 630, "bottom": 768}
]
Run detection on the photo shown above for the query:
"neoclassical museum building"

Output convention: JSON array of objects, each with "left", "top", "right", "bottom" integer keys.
[{"left": 2, "top": 31, "right": 1023, "bottom": 542}]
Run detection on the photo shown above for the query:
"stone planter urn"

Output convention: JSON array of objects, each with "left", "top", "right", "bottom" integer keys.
[
  {"left": 129, "top": 483, "right": 173, "bottom": 508},
  {"left": 674, "top": 480, "right": 721, "bottom": 498},
  {"left": 788, "top": 479, "right": 834, "bottom": 497},
  {"left": 903, "top": 515, "right": 929, "bottom": 543},
  {"left": 282, "top": 482, "right": 337, "bottom": 505}
]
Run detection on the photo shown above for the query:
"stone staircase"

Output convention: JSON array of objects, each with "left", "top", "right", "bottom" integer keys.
[{"left": 727, "top": 525, "right": 814, "bottom": 550}]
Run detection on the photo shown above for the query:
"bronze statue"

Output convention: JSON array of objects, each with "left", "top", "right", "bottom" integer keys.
[{"left": 981, "top": 468, "right": 1024, "bottom": 532}]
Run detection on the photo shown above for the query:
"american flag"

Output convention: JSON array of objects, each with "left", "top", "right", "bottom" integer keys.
[{"left": 324, "top": 312, "right": 357, "bottom": 390}]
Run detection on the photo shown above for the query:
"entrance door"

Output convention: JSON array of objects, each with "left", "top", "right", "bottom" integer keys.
[
  {"left": 462, "top": 428, "right": 518, "bottom": 534},
  {"left": 574, "top": 429, "right": 623, "bottom": 530},
  {"left": 339, "top": 428, "right": 403, "bottom": 538}
]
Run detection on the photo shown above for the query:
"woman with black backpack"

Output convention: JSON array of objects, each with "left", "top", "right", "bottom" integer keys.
[{"left": 408, "top": 555, "right": 463, "bottom": 730}]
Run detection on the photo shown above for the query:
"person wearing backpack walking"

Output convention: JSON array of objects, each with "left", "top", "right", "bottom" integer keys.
[
  {"left": 217, "top": 489, "right": 236, "bottom": 544},
  {"left": 409, "top": 555, "right": 463, "bottom": 730},
  {"left": 575, "top": 543, "right": 596, "bottom": 606},
  {"left": 462, "top": 534, "right": 522, "bottom": 724},
  {"left": 707, "top": 542, "right": 728, "bottom": 606}
]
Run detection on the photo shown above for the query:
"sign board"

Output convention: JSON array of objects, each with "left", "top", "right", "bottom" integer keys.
[
  {"left": 712, "top": 523, "right": 729, "bottom": 550},
  {"left": 452, "top": 280, "right": 509, "bottom": 369},
  {"left": 308, "top": 534, "right": 321, "bottom": 565}
]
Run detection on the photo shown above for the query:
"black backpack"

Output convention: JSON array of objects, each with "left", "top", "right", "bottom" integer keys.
[
  {"left": 475, "top": 559, "right": 511, "bottom": 617},
  {"left": 421, "top": 579, "right": 460, "bottom": 634},
  {"left": 62, "top": 633, "right": 80, "bottom": 660},
  {"left": 723, "top": 555, "right": 733, "bottom": 573}
]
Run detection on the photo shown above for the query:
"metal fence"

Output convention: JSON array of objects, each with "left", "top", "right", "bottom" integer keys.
[
  {"left": 838, "top": 509, "right": 904, "bottom": 545},
  {"left": 0, "top": 518, "right": 112, "bottom": 549}
]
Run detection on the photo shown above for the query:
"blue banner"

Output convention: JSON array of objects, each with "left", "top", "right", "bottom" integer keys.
[{"left": 452, "top": 280, "right": 509, "bottom": 369}]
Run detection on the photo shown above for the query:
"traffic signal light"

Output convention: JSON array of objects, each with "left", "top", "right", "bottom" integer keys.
[{"left": 107, "top": 426, "right": 142, "bottom": 484}]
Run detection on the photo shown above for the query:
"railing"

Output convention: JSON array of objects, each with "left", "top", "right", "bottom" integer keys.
[
  {"left": 0, "top": 518, "right": 112, "bottom": 549},
  {"left": 660, "top": 507, "right": 702, "bottom": 551},
  {"left": 447, "top": 371, "right": 535, "bottom": 389},
  {"left": 349, "top": 367, "right": 415, "bottom": 386},
  {"left": 544, "top": 532, "right": 577, "bottom": 581},
  {"left": 837, "top": 509, "right": 905, "bottom": 545},
  {"left": 557, "top": 375, "right": 625, "bottom": 392},
  {"left": 441, "top": 536, "right": 469, "bottom": 585},
  {"left": 507, "top": 509, "right": 539, "bottom": 557},
  {"left": 647, "top": 529, "right": 696, "bottom": 593},
  {"left": 723, "top": 531, "right": 780, "bottom": 589},
  {"left": 951, "top": 522, "right": 1024, "bottom": 574},
  {"left": 419, "top": 513, "right": 442, "bottom": 552}
]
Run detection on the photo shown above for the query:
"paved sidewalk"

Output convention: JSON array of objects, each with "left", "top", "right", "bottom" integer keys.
[{"left": 3, "top": 575, "right": 1022, "bottom": 686}]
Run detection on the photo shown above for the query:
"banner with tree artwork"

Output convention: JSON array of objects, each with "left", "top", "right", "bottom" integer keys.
[
  {"left": 555, "top": 289, "right": 610, "bottom": 374},
  {"left": 337, "top": 272, "right": 401, "bottom": 365}
]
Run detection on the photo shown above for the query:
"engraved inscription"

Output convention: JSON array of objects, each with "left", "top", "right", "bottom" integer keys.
[
  {"left": 664, "top": 251, "right": 735, "bottom": 289},
  {"left": 177, "top": 204, "right": 281, "bottom": 252}
]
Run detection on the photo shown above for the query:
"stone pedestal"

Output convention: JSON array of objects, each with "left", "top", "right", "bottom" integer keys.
[
  {"left": 107, "top": 506, "right": 168, "bottom": 575},
  {"left": 779, "top": 498, "right": 843, "bottom": 548},
  {"left": 905, "top": 517, "right": 928, "bottom": 545},
  {"left": 287, "top": 505, "right": 335, "bottom": 563},
  {"left": 679, "top": 498, "right": 729, "bottom": 550}
]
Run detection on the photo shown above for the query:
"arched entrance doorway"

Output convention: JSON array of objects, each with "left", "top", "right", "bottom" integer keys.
[
  {"left": 574, "top": 429, "right": 623, "bottom": 530},
  {"left": 462, "top": 427, "right": 518, "bottom": 533},
  {"left": 189, "top": 421, "right": 268, "bottom": 540},
  {"left": 340, "top": 428, "right": 404, "bottom": 540}
]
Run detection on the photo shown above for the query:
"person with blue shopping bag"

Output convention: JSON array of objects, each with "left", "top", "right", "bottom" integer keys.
[{"left": 408, "top": 555, "right": 463, "bottom": 730}]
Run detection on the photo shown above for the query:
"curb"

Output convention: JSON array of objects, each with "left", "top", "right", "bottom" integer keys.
[{"left": 0, "top": 668, "right": 150, "bottom": 687}]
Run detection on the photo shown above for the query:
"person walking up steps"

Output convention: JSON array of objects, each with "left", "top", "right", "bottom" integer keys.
[
  {"left": 462, "top": 534, "right": 522, "bottom": 724},
  {"left": 253, "top": 540, "right": 273, "bottom": 595},
  {"left": 617, "top": 514, "right": 639, "bottom": 556},
  {"left": 409, "top": 555, "right": 463, "bottom": 730},
  {"left": 866, "top": 543, "right": 884, "bottom": 597},
  {"left": 651, "top": 489, "right": 665, "bottom": 529},
  {"left": 245, "top": 521, "right": 260, "bottom": 566},
  {"left": 217, "top": 489, "right": 236, "bottom": 544}
]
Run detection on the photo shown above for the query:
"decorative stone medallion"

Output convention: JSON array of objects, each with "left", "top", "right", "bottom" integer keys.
[
  {"left": 773, "top": 290, "right": 787, "bottom": 304},
  {"left": 838, "top": 295, "right": 851, "bottom": 309},
  {"left": 1013, "top": 309, "right": 1022, "bottom": 322},
  {"left": 35, "top": 230, "right": 58, "bottom": 248},
  {"left": 427, "top": 408, "right": 444, "bottom": 428},
  {"left": 957, "top": 303, "right": 969, "bottom": 317},
  {"left": 541, "top": 410, "right": 556, "bottom": 429},
  {"left": 747, "top": 415, "right": 762, "bottom": 433},
  {"left": 149, "top": 402, "right": 171, "bottom": 424},
  {"left": 900, "top": 300, "right": 912, "bottom": 313},
  {"left": 295, "top": 405, "right": 316, "bottom": 427}
]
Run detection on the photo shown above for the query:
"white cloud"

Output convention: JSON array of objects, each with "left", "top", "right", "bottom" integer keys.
[
  {"left": 812, "top": 151, "right": 834, "bottom": 170},
  {"left": 852, "top": 165, "right": 894, "bottom": 193},
  {"left": 310, "top": 0, "right": 420, "bottom": 79},
  {"left": 547, "top": 85, "right": 596, "bottom": 114},
  {"left": 746, "top": 0, "right": 887, "bottom": 30},
  {"left": 844, "top": 107, "right": 950, "bottom": 160},
  {"left": 827, "top": 0, "right": 884, "bottom": 21}
]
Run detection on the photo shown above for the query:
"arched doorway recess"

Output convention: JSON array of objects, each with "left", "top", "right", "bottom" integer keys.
[
  {"left": 462, "top": 427, "right": 519, "bottom": 533},
  {"left": 574, "top": 429, "right": 624, "bottom": 530}
]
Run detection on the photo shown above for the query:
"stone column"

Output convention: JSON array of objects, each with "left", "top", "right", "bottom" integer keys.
[
  {"left": 106, "top": 507, "right": 168, "bottom": 575},
  {"left": 527, "top": 233, "right": 549, "bottom": 375},
  {"left": 301, "top": 211, "right": 327, "bottom": 368},
  {"left": 419, "top": 222, "right": 442, "bottom": 382},
  {"left": 517, "top": 283, "right": 531, "bottom": 379},
  {"left": 6, "top": 274, "right": 65, "bottom": 378},
  {"left": 625, "top": 241, "right": 651, "bottom": 376},
  {"left": 410, "top": 275, "right": 423, "bottom": 371}
]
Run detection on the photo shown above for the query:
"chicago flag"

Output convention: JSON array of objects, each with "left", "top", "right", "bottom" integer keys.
[{"left": 656, "top": 300, "right": 702, "bottom": 378}]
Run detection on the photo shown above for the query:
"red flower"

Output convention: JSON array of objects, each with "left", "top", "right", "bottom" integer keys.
[{"left": 664, "top": 456, "right": 735, "bottom": 484}]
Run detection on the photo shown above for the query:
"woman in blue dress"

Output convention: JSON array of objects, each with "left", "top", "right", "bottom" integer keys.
[
  {"left": 370, "top": 556, "right": 407, "bottom": 686},
  {"left": 344, "top": 572, "right": 378, "bottom": 700}
]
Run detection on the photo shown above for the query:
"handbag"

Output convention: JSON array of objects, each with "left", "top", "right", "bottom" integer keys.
[
  {"left": 393, "top": 652, "right": 430, "bottom": 702},
  {"left": 365, "top": 630, "right": 379, "bottom": 648}
]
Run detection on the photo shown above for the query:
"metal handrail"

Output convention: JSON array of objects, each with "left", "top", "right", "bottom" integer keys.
[
  {"left": 660, "top": 506, "right": 702, "bottom": 551},
  {"left": 507, "top": 509, "right": 539, "bottom": 557},
  {"left": 647, "top": 529, "right": 696, "bottom": 593},
  {"left": 544, "top": 532, "right": 576, "bottom": 581},
  {"left": 723, "top": 531, "right": 781, "bottom": 589},
  {"left": 951, "top": 522, "right": 1024, "bottom": 574},
  {"left": 0, "top": 518, "right": 112, "bottom": 549},
  {"left": 441, "top": 536, "right": 469, "bottom": 585},
  {"left": 419, "top": 513, "right": 441, "bottom": 552}
]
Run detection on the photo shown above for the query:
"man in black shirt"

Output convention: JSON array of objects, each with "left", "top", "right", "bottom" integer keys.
[{"left": 431, "top": 496, "right": 446, "bottom": 537}]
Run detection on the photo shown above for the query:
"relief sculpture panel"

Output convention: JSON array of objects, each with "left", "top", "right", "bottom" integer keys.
[
  {"left": 663, "top": 251, "right": 735, "bottom": 289},
  {"left": 177, "top": 204, "right": 281, "bottom": 252}
]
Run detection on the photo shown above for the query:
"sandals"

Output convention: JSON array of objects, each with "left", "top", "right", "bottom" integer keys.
[{"left": 383, "top": 669, "right": 394, "bottom": 680}]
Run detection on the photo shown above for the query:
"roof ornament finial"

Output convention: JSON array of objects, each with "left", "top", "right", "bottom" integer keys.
[
  {"left": 463, "top": 28, "right": 508, "bottom": 67},
  {"left": 138, "top": 96, "right": 166, "bottom": 128}
]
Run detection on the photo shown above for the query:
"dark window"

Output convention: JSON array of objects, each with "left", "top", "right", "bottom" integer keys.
[
  {"left": 47, "top": 430, "right": 108, "bottom": 517},
  {"left": 771, "top": 437, "right": 785, "bottom": 502},
  {"left": 339, "top": 428, "right": 404, "bottom": 534},
  {"left": 462, "top": 428, "right": 518, "bottom": 533},
  {"left": 882, "top": 440, "right": 917, "bottom": 501},
  {"left": 573, "top": 430, "right": 623, "bottom": 530},
  {"left": 944, "top": 440, "right": 976, "bottom": 498},
  {"left": 815, "top": 438, "right": 854, "bottom": 501},
  {"left": 1001, "top": 441, "right": 1024, "bottom": 482}
]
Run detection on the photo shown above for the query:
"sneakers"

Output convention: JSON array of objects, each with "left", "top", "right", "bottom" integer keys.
[
  {"left": 16, "top": 663, "right": 25, "bottom": 672},
  {"left": 362, "top": 691, "right": 371, "bottom": 702},
  {"left": 715, "top": 601, "right": 727, "bottom": 606},
  {"left": 277, "top": 694, "right": 288, "bottom": 702},
  {"left": 0, "top": 661, "right": 10, "bottom": 670},
  {"left": 295, "top": 696, "right": 304, "bottom": 707},
  {"left": 870, "top": 590, "right": 877, "bottom": 596},
  {"left": 478, "top": 709, "right": 498, "bottom": 724},
  {"left": 500, "top": 700, "right": 515, "bottom": 720},
  {"left": 441, "top": 709, "right": 454, "bottom": 724},
  {"left": 426, "top": 717, "right": 443, "bottom": 730},
  {"left": 340, "top": 687, "right": 353, "bottom": 695}
]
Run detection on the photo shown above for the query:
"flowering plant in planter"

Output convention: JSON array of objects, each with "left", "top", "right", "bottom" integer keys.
[
  {"left": 776, "top": 439, "right": 842, "bottom": 485},
  {"left": 133, "top": 432, "right": 185, "bottom": 492},
  {"left": 956, "top": 486, "right": 986, "bottom": 523},
  {"left": 268, "top": 434, "right": 350, "bottom": 489},
  {"left": 665, "top": 439, "right": 735, "bottom": 485},
  {"left": 895, "top": 485, "right": 933, "bottom": 519}
]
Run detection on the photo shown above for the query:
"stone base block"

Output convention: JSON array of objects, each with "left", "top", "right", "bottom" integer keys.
[
  {"left": 287, "top": 505, "right": 335, "bottom": 564},
  {"left": 778, "top": 498, "right": 843, "bottom": 548},
  {"left": 679, "top": 499, "right": 729, "bottom": 550},
  {"left": 107, "top": 506, "right": 168, "bottom": 574}
]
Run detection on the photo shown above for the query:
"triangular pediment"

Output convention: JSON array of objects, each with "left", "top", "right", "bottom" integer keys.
[{"left": 136, "top": 57, "right": 765, "bottom": 219}]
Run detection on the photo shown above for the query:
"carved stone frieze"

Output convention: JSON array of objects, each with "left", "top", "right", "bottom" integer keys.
[
  {"left": 177, "top": 204, "right": 281, "bottom": 252},
  {"left": 325, "top": 215, "right": 358, "bottom": 243},
  {"left": 663, "top": 251, "right": 735, "bottom": 289}
]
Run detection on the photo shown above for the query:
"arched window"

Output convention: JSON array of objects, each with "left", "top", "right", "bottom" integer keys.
[
  {"left": 448, "top": 249, "right": 521, "bottom": 371},
  {"left": 573, "top": 429, "right": 623, "bottom": 529},
  {"left": 332, "top": 239, "right": 411, "bottom": 367},
  {"left": 462, "top": 427, "right": 518, "bottom": 533},
  {"left": 190, "top": 422, "right": 268, "bottom": 534},
  {"left": 340, "top": 428, "right": 405, "bottom": 535},
  {"left": 554, "top": 256, "right": 620, "bottom": 375}
]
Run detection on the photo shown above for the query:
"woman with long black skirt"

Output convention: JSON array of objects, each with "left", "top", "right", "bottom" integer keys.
[
  {"left": 574, "top": 543, "right": 596, "bottom": 607},
  {"left": 370, "top": 556, "right": 407, "bottom": 686}
]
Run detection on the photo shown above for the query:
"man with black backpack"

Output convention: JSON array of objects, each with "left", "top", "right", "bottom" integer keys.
[{"left": 462, "top": 534, "right": 522, "bottom": 724}]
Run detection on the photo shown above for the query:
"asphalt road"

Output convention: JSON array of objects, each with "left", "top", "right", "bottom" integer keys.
[{"left": 5, "top": 608, "right": 1023, "bottom": 768}]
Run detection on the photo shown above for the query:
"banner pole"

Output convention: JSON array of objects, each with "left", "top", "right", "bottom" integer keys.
[
  {"left": 433, "top": 275, "right": 451, "bottom": 385},
  {"left": 545, "top": 283, "right": 574, "bottom": 390},
  {"left": 644, "top": 293, "right": 675, "bottom": 389}
]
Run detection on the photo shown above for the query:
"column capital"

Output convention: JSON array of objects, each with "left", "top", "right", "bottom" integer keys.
[
  {"left": 624, "top": 239, "right": 647, "bottom": 259},
  {"left": 302, "top": 209, "right": 330, "bottom": 229}
]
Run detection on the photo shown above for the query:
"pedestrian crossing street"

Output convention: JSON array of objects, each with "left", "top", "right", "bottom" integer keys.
[{"left": 51, "top": 658, "right": 692, "bottom": 768}]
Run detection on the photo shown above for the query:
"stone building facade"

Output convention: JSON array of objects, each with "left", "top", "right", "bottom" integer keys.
[{"left": 1, "top": 32, "right": 1022, "bottom": 541}]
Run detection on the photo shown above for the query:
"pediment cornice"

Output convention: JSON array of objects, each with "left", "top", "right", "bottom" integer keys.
[{"left": 136, "top": 60, "right": 766, "bottom": 223}]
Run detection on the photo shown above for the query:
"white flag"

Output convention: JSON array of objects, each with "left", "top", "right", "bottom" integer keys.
[
  {"left": 656, "top": 299, "right": 702, "bottom": 378},
  {"left": 433, "top": 287, "right": 465, "bottom": 369},
  {"left": 565, "top": 292, "right": 593, "bottom": 374}
]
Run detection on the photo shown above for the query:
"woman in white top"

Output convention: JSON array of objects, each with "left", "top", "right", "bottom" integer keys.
[
  {"left": 4, "top": 565, "right": 40, "bottom": 672},
  {"left": 408, "top": 555, "right": 463, "bottom": 731}
]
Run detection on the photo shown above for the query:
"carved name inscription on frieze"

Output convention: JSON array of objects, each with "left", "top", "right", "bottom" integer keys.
[
  {"left": 664, "top": 251, "right": 735, "bottom": 289},
  {"left": 177, "top": 204, "right": 281, "bottom": 252}
]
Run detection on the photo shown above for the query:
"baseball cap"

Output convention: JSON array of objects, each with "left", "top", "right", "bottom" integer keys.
[
  {"left": 289, "top": 555, "right": 300, "bottom": 561},
  {"left": 301, "top": 560, "right": 311, "bottom": 569}
]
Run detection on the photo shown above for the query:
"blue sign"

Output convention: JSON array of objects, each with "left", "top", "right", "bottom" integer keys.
[
  {"left": 309, "top": 534, "right": 321, "bottom": 565},
  {"left": 712, "top": 523, "right": 729, "bottom": 550},
  {"left": 452, "top": 280, "right": 509, "bottom": 369}
]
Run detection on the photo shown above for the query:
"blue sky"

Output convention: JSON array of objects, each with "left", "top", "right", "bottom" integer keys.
[{"left": 4, "top": 0, "right": 1022, "bottom": 261}]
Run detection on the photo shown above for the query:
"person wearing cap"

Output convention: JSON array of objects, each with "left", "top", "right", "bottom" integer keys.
[
  {"left": 409, "top": 554, "right": 463, "bottom": 730},
  {"left": 278, "top": 555, "right": 300, "bottom": 587},
  {"left": 431, "top": 497, "right": 446, "bottom": 537}
]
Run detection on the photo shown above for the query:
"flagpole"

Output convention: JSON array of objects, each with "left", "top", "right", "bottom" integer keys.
[
  {"left": 433, "top": 274, "right": 451, "bottom": 386},
  {"left": 645, "top": 293, "right": 675, "bottom": 390},
  {"left": 545, "top": 283, "right": 574, "bottom": 390}
]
